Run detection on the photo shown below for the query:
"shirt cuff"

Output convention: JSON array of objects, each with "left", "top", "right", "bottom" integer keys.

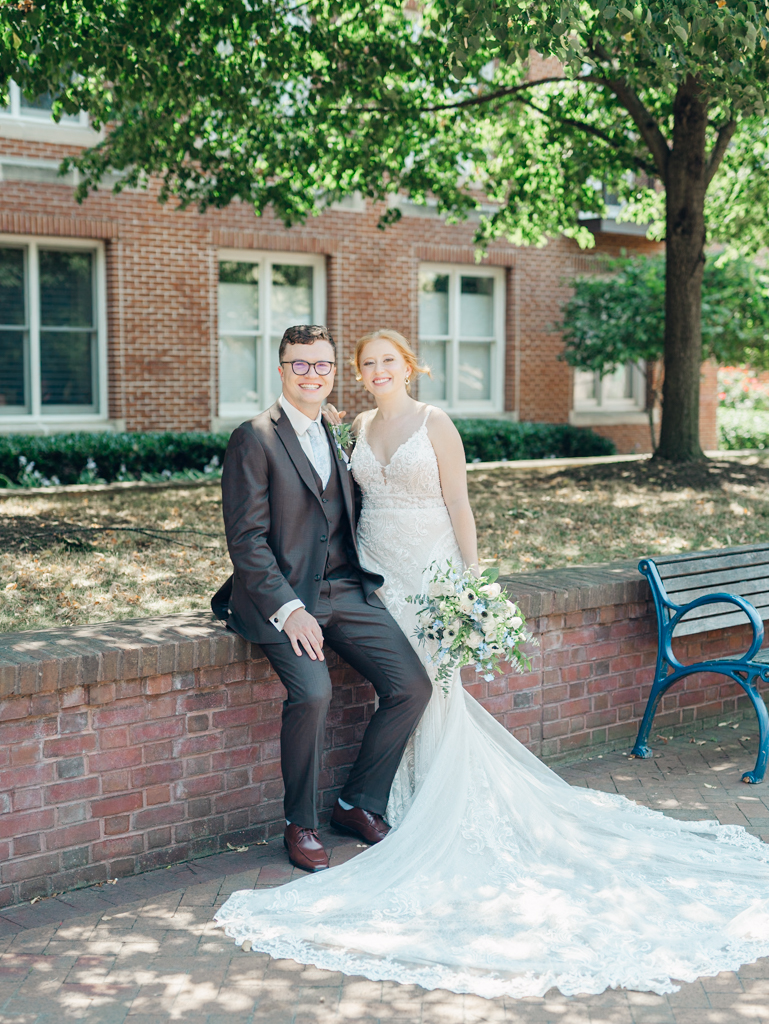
[{"left": 271, "top": 599, "right": 305, "bottom": 632}]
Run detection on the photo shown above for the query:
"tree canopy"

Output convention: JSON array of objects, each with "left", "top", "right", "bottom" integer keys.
[
  {"left": 560, "top": 254, "right": 769, "bottom": 373},
  {"left": 3, "top": 0, "right": 769, "bottom": 460}
]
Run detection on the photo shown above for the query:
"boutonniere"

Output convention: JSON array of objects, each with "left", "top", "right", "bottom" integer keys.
[{"left": 330, "top": 422, "right": 353, "bottom": 468}]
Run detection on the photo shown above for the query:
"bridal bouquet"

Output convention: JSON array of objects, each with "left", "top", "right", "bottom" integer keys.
[{"left": 407, "top": 563, "right": 533, "bottom": 694}]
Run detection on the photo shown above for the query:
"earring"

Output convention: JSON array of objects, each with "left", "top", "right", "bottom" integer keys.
[{"left": 405, "top": 376, "right": 411, "bottom": 384}]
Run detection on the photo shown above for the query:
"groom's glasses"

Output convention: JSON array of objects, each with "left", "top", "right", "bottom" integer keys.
[{"left": 281, "top": 360, "right": 336, "bottom": 376}]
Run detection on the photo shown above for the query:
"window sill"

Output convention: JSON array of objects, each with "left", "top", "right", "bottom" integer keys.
[
  {"left": 569, "top": 409, "right": 656, "bottom": 427},
  {"left": 0, "top": 118, "right": 101, "bottom": 147},
  {"left": 0, "top": 417, "right": 124, "bottom": 435}
]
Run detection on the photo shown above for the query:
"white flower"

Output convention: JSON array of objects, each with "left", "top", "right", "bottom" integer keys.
[
  {"left": 441, "top": 581, "right": 456, "bottom": 597},
  {"left": 467, "top": 631, "right": 484, "bottom": 649},
  {"left": 459, "top": 597, "right": 475, "bottom": 614},
  {"left": 505, "top": 600, "right": 518, "bottom": 613},
  {"left": 440, "top": 634, "right": 453, "bottom": 647},
  {"left": 480, "top": 582, "right": 502, "bottom": 599},
  {"left": 428, "top": 581, "right": 443, "bottom": 598},
  {"left": 417, "top": 611, "right": 433, "bottom": 628},
  {"left": 487, "top": 642, "right": 504, "bottom": 655},
  {"left": 507, "top": 615, "right": 523, "bottom": 631},
  {"left": 449, "top": 618, "right": 463, "bottom": 632},
  {"left": 462, "top": 587, "right": 478, "bottom": 603}
]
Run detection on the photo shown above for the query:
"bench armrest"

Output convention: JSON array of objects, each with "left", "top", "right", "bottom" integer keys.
[{"left": 670, "top": 592, "right": 764, "bottom": 662}]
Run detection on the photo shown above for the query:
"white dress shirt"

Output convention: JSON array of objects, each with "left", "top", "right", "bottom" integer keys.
[{"left": 269, "top": 394, "right": 331, "bottom": 632}]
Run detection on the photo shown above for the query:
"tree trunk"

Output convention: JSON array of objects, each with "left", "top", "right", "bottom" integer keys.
[{"left": 655, "top": 77, "right": 708, "bottom": 462}]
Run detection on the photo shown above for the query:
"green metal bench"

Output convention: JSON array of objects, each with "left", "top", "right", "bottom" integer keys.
[{"left": 633, "top": 545, "right": 769, "bottom": 783}]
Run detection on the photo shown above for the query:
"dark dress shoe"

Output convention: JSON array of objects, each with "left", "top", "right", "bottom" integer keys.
[
  {"left": 330, "top": 804, "right": 390, "bottom": 844},
  {"left": 284, "top": 823, "right": 329, "bottom": 872}
]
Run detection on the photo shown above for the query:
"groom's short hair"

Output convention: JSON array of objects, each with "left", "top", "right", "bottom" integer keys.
[{"left": 279, "top": 325, "right": 336, "bottom": 362}]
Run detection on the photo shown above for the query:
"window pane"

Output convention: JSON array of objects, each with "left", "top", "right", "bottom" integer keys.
[
  {"left": 0, "top": 330, "right": 26, "bottom": 408},
  {"left": 19, "top": 89, "right": 79, "bottom": 123},
  {"left": 573, "top": 370, "right": 596, "bottom": 405},
  {"left": 458, "top": 342, "right": 491, "bottom": 401},
  {"left": 271, "top": 264, "right": 313, "bottom": 337},
  {"left": 601, "top": 364, "right": 633, "bottom": 402},
  {"left": 40, "top": 250, "right": 93, "bottom": 327},
  {"left": 219, "top": 335, "right": 259, "bottom": 404},
  {"left": 270, "top": 335, "right": 283, "bottom": 403},
  {"left": 419, "top": 340, "right": 447, "bottom": 401},
  {"left": 41, "top": 330, "right": 94, "bottom": 405},
  {"left": 419, "top": 273, "right": 449, "bottom": 336},
  {"left": 0, "top": 248, "right": 25, "bottom": 325},
  {"left": 219, "top": 262, "right": 259, "bottom": 332},
  {"left": 460, "top": 276, "right": 494, "bottom": 337}
]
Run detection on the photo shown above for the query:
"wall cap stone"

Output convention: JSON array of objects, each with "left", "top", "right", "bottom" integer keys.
[{"left": 0, "top": 561, "right": 648, "bottom": 698}]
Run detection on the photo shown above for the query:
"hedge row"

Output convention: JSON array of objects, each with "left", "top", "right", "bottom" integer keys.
[
  {"left": 0, "top": 420, "right": 615, "bottom": 488},
  {"left": 455, "top": 419, "right": 615, "bottom": 463}
]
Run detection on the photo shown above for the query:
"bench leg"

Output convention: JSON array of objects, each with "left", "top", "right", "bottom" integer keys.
[
  {"left": 631, "top": 678, "right": 669, "bottom": 760},
  {"left": 738, "top": 673, "right": 769, "bottom": 784}
]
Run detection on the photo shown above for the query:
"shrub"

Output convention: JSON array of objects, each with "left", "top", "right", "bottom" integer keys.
[
  {"left": 717, "top": 408, "right": 769, "bottom": 450},
  {"left": 454, "top": 420, "right": 616, "bottom": 463},
  {"left": 0, "top": 421, "right": 616, "bottom": 489},
  {"left": 0, "top": 432, "right": 229, "bottom": 487}
]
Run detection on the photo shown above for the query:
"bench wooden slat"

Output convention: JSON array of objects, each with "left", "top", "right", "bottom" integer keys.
[
  {"left": 655, "top": 546, "right": 769, "bottom": 580},
  {"left": 665, "top": 579, "right": 769, "bottom": 610},
  {"left": 662, "top": 561, "right": 769, "bottom": 598}
]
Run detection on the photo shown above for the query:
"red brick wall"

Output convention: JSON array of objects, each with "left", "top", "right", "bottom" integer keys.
[{"left": 0, "top": 569, "right": 760, "bottom": 906}]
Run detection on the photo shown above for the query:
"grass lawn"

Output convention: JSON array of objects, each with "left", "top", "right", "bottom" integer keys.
[{"left": 3, "top": 454, "right": 769, "bottom": 633}]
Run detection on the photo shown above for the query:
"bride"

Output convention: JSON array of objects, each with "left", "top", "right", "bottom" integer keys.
[{"left": 215, "top": 329, "right": 769, "bottom": 999}]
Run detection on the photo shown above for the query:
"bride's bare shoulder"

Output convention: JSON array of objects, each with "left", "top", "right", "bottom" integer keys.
[
  {"left": 351, "top": 411, "right": 371, "bottom": 438},
  {"left": 424, "top": 406, "right": 459, "bottom": 437}
]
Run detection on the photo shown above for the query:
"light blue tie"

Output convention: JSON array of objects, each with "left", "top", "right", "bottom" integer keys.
[{"left": 307, "top": 420, "right": 331, "bottom": 489}]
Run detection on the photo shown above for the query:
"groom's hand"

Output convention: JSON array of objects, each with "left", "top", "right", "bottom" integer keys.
[{"left": 284, "top": 608, "right": 325, "bottom": 660}]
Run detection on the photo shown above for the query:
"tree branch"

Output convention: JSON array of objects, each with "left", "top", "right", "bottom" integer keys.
[
  {"left": 586, "top": 41, "right": 670, "bottom": 181},
  {"left": 598, "top": 78, "right": 670, "bottom": 181},
  {"left": 518, "top": 97, "right": 658, "bottom": 178},
  {"left": 705, "top": 118, "right": 737, "bottom": 186},
  {"left": 420, "top": 75, "right": 577, "bottom": 113}
]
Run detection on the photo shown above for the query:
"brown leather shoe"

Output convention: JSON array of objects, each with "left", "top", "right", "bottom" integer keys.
[
  {"left": 284, "top": 824, "right": 329, "bottom": 872},
  {"left": 330, "top": 803, "right": 390, "bottom": 844}
]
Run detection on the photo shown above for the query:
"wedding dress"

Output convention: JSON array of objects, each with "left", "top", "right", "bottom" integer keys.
[{"left": 215, "top": 408, "right": 769, "bottom": 999}]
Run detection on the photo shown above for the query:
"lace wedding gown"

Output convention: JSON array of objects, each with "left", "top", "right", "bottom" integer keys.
[{"left": 215, "top": 409, "right": 769, "bottom": 999}]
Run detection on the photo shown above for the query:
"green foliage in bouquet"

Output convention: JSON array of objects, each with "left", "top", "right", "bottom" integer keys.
[{"left": 407, "top": 562, "right": 534, "bottom": 695}]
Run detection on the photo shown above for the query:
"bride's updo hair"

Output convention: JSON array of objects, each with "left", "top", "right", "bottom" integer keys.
[{"left": 353, "top": 329, "right": 431, "bottom": 393}]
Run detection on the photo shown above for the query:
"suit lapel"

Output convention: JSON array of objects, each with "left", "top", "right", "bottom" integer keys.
[
  {"left": 271, "top": 401, "right": 322, "bottom": 504},
  {"left": 324, "top": 418, "right": 355, "bottom": 525}
]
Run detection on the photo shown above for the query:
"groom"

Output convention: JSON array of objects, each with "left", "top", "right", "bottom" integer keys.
[{"left": 212, "top": 325, "right": 432, "bottom": 872}]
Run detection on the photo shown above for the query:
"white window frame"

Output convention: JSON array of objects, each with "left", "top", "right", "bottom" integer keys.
[
  {"left": 0, "top": 82, "right": 89, "bottom": 128},
  {"left": 0, "top": 234, "right": 108, "bottom": 431},
  {"left": 418, "top": 262, "right": 505, "bottom": 414},
  {"left": 572, "top": 363, "right": 646, "bottom": 413},
  {"left": 217, "top": 249, "right": 327, "bottom": 421}
]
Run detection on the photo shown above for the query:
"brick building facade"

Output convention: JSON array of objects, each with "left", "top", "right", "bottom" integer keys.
[{"left": 0, "top": 104, "right": 717, "bottom": 453}]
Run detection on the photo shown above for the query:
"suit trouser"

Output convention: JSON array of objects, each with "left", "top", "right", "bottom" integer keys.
[{"left": 259, "top": 578, "right": 433, "bottom": 829}]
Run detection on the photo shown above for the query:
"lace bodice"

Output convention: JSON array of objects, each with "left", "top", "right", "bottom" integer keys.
[{"left": 350, "top": 408, "right": 446, "bottom": 510}]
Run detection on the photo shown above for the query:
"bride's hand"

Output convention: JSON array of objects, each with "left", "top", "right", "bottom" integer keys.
[{"left": 322, "top": 404, "right": 346, "bottom": 427}]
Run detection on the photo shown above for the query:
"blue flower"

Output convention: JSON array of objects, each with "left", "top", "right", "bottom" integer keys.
[
  {"left": 473, "top": 601, "right": 485, "bottom": 614},
  {"left": 484, "top": 673, "right": 494, "bottom": 682}
]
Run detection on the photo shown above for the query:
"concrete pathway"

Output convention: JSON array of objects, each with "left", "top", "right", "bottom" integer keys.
[{"left": 3, "top": 727, "right": 769, "bottom": 1023}]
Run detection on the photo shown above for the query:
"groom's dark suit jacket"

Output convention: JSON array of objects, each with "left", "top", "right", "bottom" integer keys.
[{"left": 212, "top": 400, "right": 384, "bottom": 646}]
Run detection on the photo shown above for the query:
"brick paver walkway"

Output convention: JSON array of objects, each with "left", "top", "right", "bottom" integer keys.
[{"left": 3, "top": 726, "right": 769, "bottom": 1023}]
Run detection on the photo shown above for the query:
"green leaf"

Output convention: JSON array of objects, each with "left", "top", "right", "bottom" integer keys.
[
  {"left": 673, "top": 24, "right": 688, "bottom": 42},
  {"left": 481, "top": 566, "right": 500, "bottom": 582}
]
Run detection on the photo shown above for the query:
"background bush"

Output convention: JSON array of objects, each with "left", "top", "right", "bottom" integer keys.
[
  {"left": 0, "top": 432, "right": 230, "bottom": 487},
  {"left": 717, "top": 408, "right": 769, "bottom": 450},
  {"left": 0, "top": 422, "right": 616, "bottom": 488},
  {"left": 454, "top": 420, "right": 615, "bottom": 462}
]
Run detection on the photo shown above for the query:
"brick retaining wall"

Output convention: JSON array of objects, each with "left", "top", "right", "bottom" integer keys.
[{"left": 0, "top": 563, "right": 760, "bottom": 906}]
